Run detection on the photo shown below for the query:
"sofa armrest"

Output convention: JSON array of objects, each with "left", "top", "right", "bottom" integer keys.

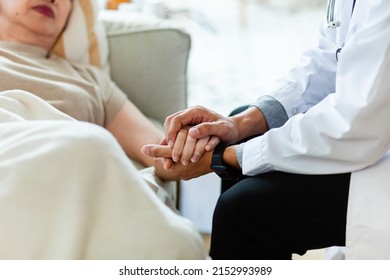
[{"left": 99, "top": 11, "right": 191, "bottom": 124}]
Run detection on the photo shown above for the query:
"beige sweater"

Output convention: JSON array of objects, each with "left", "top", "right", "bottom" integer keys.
[{"left": 0, "top": 41, "right": 127, "bottom": 126}]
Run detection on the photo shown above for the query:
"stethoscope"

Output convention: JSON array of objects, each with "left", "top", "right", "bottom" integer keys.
[
  {"left": 329, "top": 0, "right": 357, "bottom": 61},
  {"left": 327, "top": 0, "right": 356, "bottom": 29},
  {"left": 326, "top": 0, "right": 340, "bottom": 28}
]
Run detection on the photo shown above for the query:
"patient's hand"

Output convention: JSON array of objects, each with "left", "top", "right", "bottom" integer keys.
[
  {"left": 170, "top": 127, "right": 219, "bottom": 165},
  {"left": 142, "top": 127, "right": 217, "bottom": 180},
  {"left": 142, "top": 142, "right": 213, "bottom": 181}
]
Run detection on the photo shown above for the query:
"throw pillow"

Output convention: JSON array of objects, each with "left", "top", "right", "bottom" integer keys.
[{"left": 52, "top": 0, "right": 109, "bottom": 70}]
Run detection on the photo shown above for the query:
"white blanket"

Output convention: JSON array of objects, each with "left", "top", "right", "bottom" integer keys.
[{"left": 0, "top": 90, "right": 206, "bottom": 259}]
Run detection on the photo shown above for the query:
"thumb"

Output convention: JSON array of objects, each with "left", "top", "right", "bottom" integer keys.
[
  {"left": 142, "top": 144, "right": 172, "bottom": 158},
  {"left": 189, "top": 122, "right": 224, "bottom": 139}
]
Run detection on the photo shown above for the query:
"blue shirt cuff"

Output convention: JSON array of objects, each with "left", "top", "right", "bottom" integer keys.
[
  {"left": 250, "top": 95, "right": 288, "bottom": 129},
  {"left": 236, "top": 96, "right": 289, "bottom": 167}
]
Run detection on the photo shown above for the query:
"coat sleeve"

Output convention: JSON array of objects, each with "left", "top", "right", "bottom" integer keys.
[
  {"left": 241, "top": 0, "right": 390, "bottom": 175},
  {"left": 252, "top": 0, "right": 355, "bottom": 128},
  {"left": 262, "top": 19, "right": 339, "bottom": 119}
]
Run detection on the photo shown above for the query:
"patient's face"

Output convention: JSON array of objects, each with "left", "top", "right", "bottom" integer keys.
[{"left": 0, "top": 0, "right": 73, "bottom": 50}]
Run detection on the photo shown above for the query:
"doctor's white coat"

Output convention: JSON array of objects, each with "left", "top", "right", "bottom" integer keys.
[{"left": 241, "top": 0, "right": 390, "bottom": 258}]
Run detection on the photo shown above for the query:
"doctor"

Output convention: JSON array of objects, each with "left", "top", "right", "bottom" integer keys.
[{"left": 142, "top": 0, "right": 390, "bottom": 259}]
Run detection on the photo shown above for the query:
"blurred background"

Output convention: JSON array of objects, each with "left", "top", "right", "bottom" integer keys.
[{"left": 184, "top": 0, "right": 325, "bottom": 116}]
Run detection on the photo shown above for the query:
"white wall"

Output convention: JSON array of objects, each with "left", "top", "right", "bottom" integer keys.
[{"left": 266, "top": 0, "right": 326, "bottom": 12}]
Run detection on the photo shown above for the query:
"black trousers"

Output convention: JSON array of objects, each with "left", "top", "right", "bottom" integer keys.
[{"left": 210, "top": 172, "right": 351, "bottom": 260}]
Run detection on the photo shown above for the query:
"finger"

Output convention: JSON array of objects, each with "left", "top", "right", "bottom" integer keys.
[
  {"left": 189, "top": 122, "right": 227, "bottom": 140},
  {"left": 163, "top": 158, "right": 175, "bottom": 171},
  {"left": 166, "top": 106, "right": 211, "bottom": 146},
  {"left": 189, "top": 137, "right": 210, "bottom": 163},
  {"left": 159, "top": 138, "right": 168, "bottom": 145},
  {"left": 141, "top": 144, "right": 172, "bottom": 158},
  {"left": 181, "top": 135, "right": 199, "bottom": 165},
  {"left": 172, "top": 129, "right": 188, "bottom": 162},
  {"left": 205, "top": 136, "right": 221, "bottom": 151},
  {"left": 164, "top": 110, "right": 184, "bottom": 147},
  {"left": 164, "top": 110, "right": 183, "bottom": 133}
]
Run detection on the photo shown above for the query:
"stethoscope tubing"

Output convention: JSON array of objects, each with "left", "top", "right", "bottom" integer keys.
[{"left": 326, "top": 0, "right": 340, "bottom": 28}]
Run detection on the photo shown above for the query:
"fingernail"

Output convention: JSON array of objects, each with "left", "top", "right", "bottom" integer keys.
[
  {"left": 191, "top": 156, "right": 199, "bottom": 163},
  {"left": 142, "top": 147, "right": 149, "bottom": 155},
  {"left": 182, "top": 160, "right": 189, "bottom": 166},
  {"left": 189, "top": 127, "right": 199, "bottom": 136},
  {"left": 168, "top": 140, "right": 174, "bottom": 148}
]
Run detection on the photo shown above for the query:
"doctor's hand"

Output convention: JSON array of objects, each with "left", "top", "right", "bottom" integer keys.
[
  {"left": 142, "top": 143, "right": 213, "bottom": 181},
  {"left": 164, "top": 105, "right": 241, "bottom": 152}
]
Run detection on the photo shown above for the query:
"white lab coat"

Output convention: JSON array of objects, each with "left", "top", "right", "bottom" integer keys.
[{"left": 241, "top": 0, "right": 390, "bottom": 258}]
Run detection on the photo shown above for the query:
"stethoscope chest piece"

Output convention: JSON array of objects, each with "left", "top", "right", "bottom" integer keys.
[{"left": 327, "top": 0, "right": 341, "bottom": 28}]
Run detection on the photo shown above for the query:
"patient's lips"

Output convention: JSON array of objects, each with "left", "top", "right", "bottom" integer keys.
[{"left": 32, "top": 5, "right": 55, "bottom": 19}]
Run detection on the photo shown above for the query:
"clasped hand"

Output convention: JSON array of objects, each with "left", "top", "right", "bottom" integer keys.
[{"left": 141, "top": 106, "right": 240, "bottom": 180}]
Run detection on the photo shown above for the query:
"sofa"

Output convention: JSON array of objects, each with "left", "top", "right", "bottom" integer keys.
[
  {"left": 100, "top": 10, "right": 191, "bottom": 125},
  {"left": 98, "top": 10, "right": 192, "bottom": 205}
]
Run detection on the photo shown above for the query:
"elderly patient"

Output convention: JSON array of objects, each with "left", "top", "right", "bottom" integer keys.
[{"left": 0, "top": 0, "right": 205, "bottom": 259}]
